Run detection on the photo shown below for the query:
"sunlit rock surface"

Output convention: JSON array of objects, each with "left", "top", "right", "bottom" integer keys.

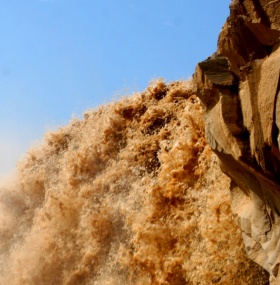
[{"left": 194, "top": 0, "right": 280, "bottom": 283}]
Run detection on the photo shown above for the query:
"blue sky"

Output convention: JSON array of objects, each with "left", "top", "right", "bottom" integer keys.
[{"left": 0, "top": 0, "right": 231, "bottom": 176}]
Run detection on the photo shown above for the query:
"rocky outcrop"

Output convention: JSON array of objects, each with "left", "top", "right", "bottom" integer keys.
[{"left": 194, "top": 0, "right": 280, "bottom": 283}]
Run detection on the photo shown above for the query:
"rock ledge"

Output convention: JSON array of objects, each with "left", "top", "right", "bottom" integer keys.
[{"left": 194, "top": 0, "right": 280, "bottom": 282}]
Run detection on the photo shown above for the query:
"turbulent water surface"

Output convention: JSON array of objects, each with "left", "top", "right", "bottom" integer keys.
[{"left": 0, "top": 80, "right": 268, "bottom": 284}]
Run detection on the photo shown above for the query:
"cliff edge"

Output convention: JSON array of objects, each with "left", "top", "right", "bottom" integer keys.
[{"left": 194, "top": 0, "right": 280, "bottom": 282}]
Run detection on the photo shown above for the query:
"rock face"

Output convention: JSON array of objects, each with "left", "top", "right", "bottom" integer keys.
[{"left": 194, "top": 0, "right": 280, "bottom": 283}]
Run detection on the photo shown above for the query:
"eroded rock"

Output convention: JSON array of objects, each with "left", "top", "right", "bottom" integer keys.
[{"left": 194, "top": 0, "right": 280, "bottom": 283}]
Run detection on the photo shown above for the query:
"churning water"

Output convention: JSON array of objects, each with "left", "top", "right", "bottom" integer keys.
[{"left": 0, "top": 80, "right": 268, "bottom": 284}]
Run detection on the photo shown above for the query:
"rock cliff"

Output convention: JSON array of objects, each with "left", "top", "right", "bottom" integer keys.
[{"left": 194, "top": 0, "right": 280, "bottom": 283}]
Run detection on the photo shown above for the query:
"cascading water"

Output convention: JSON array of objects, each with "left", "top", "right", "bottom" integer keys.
[{"left": 0, "top": 79, "right": 268, "bottom": 284}]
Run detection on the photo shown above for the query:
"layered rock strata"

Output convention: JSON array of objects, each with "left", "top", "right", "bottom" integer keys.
[{"left": 194, "top": 0, "right": 280, "bottom": 282}]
